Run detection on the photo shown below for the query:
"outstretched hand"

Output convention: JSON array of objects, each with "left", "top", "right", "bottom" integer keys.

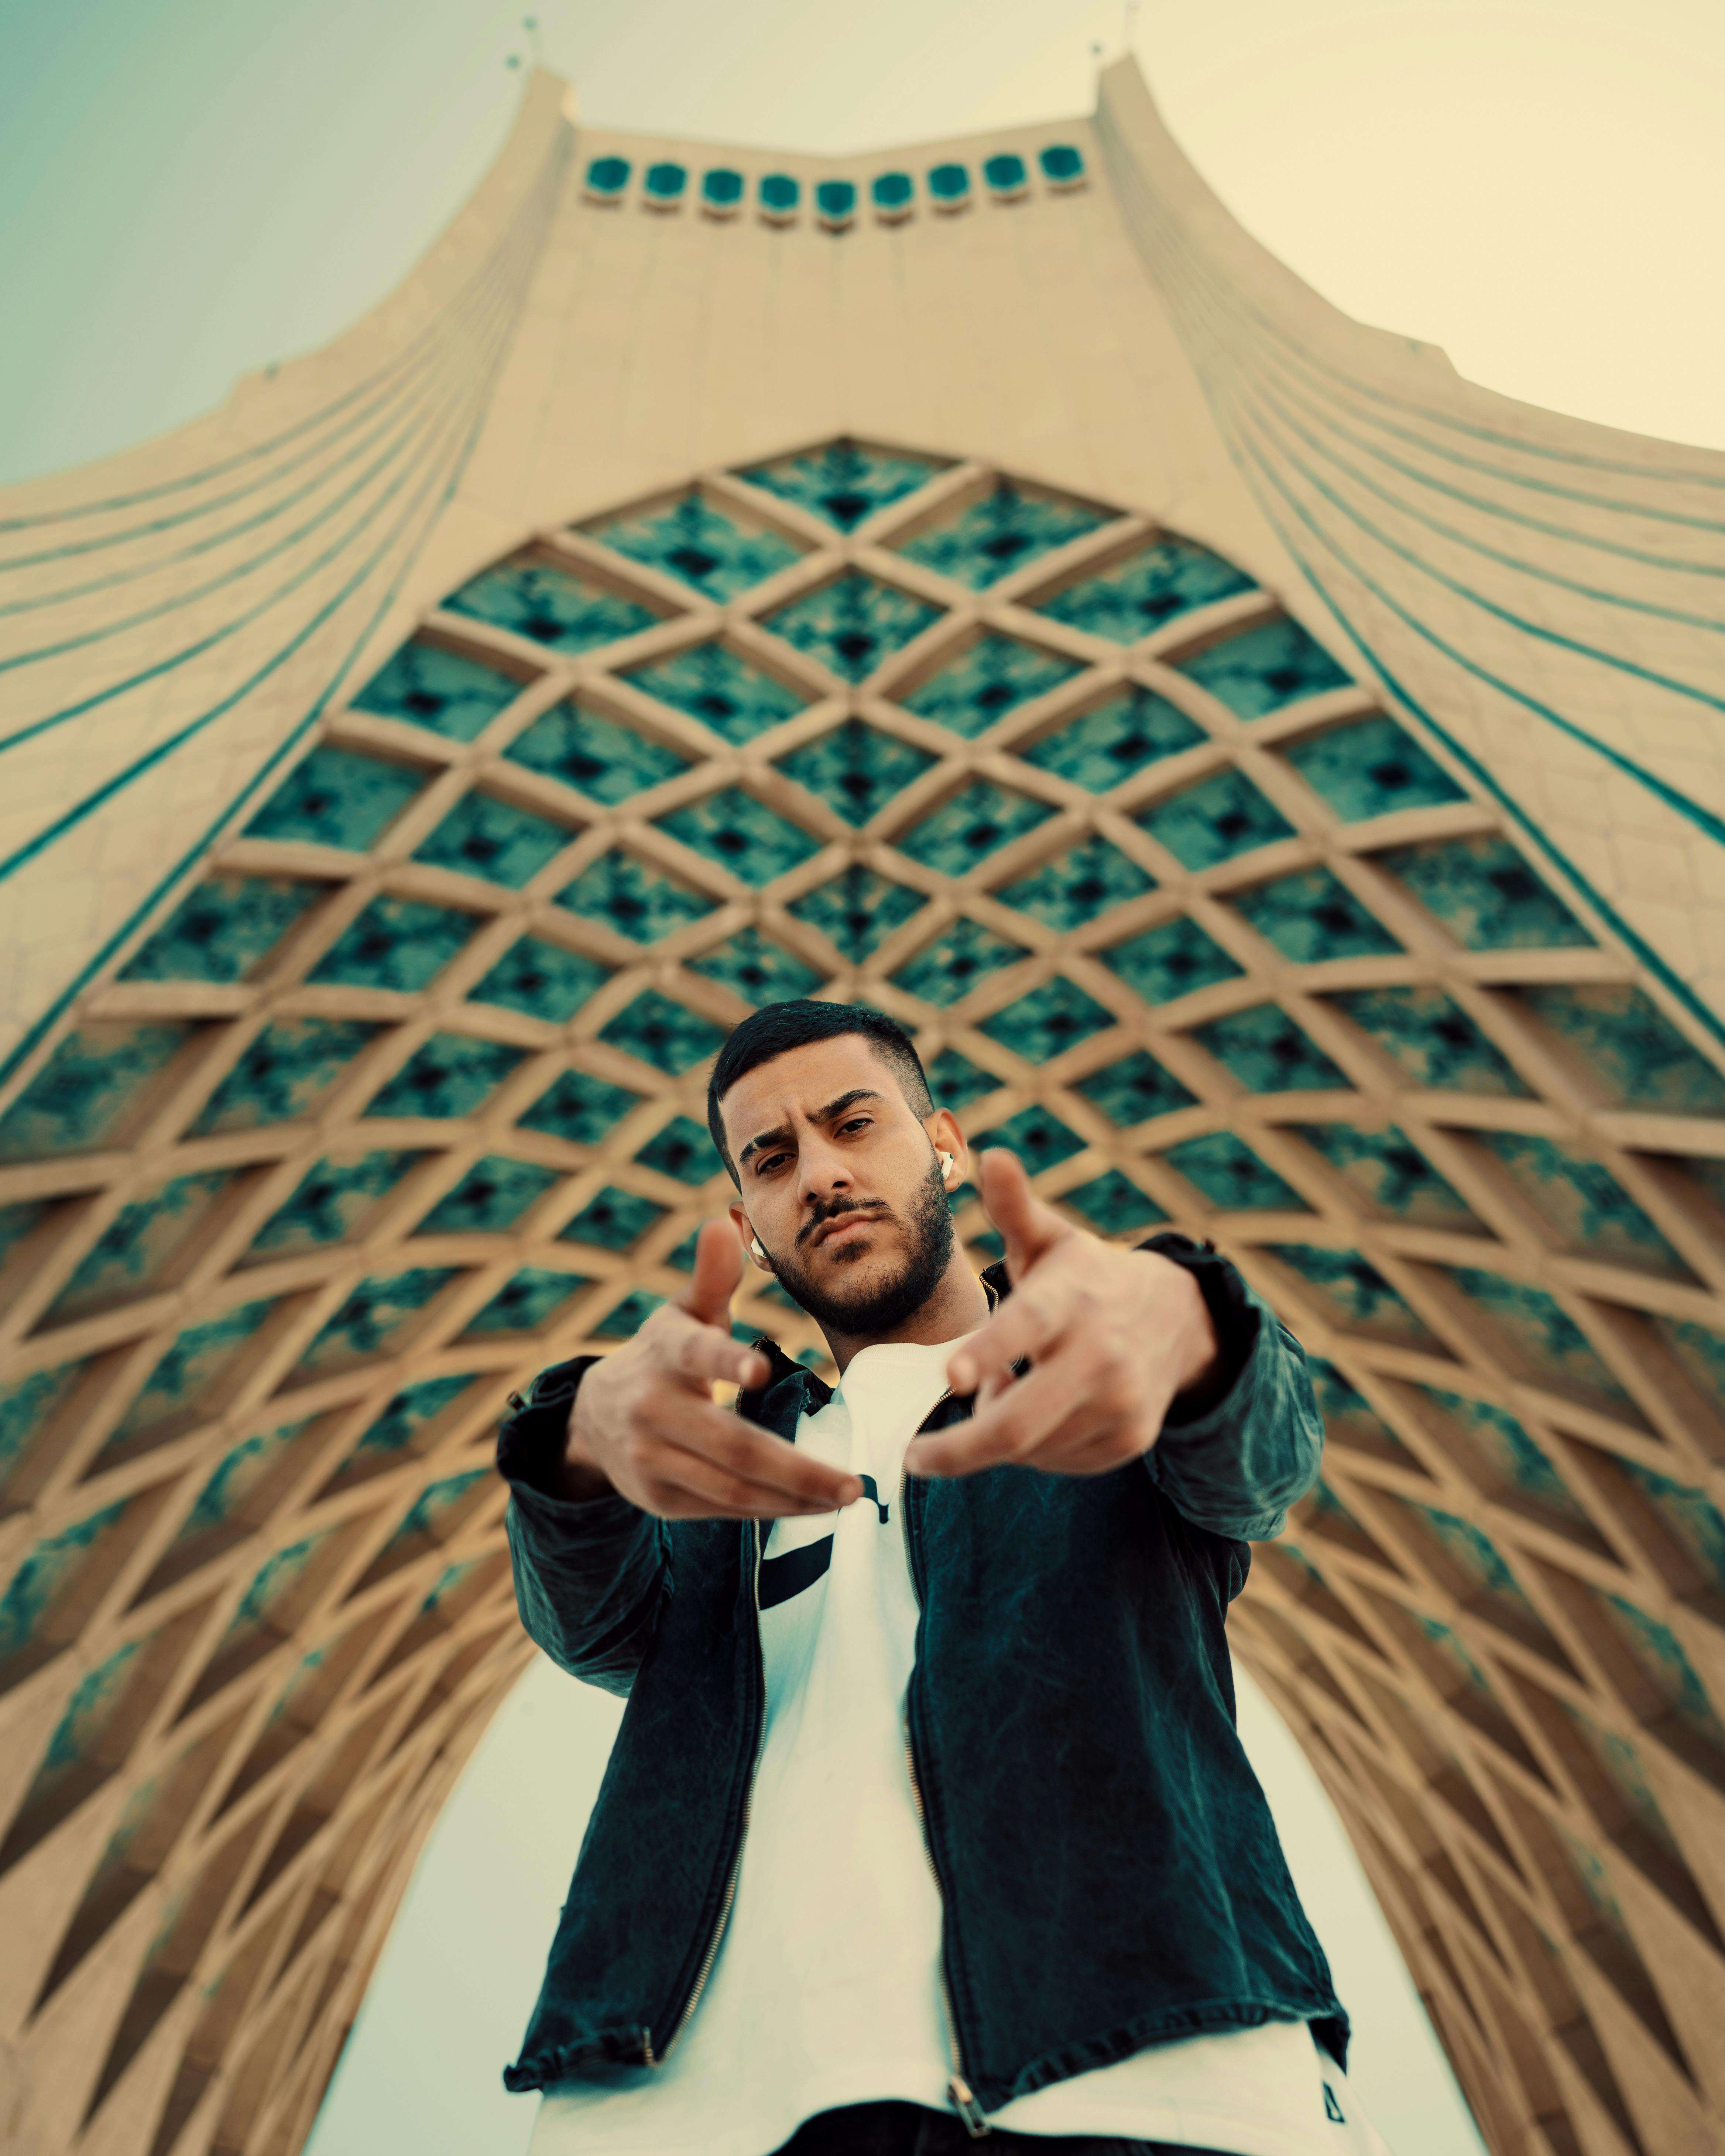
[
  {"left": 903, "top": 1150, "right": 1218, "bottom": 1480},
  {"left": 563, "top": 1219, "right": 863, "bottom": 1519}
]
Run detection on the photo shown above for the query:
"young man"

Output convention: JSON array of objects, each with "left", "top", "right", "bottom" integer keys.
[{"left": 497, "top": 999, "right": 1354, "bottom": 2156}]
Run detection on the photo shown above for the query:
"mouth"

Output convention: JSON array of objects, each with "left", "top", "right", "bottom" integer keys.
[{"left": 810, "top": 1210, "right": 886, "bottom": 1251}]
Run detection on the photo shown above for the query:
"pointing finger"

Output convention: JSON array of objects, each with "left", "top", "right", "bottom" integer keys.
[
  {"left": 977, "top": 1147, "right": 1073, "bottom": 1280},
  {"left": 668, "top": 1310, "right": 769, "bottom": 1393},
  {"left": 677, "top": 1217, "right": 745, "bottom": 1330},
  {"left": 945, "top": 1281, "right": 1079, "bottom": 1401}
]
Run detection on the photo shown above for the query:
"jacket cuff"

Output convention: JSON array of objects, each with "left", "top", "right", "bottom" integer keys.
[
  {"left": 496, "top": 1355, "right": 607, "bottom": 1506},
  {"left": 1134, "top": 1232, "right": 1261, "bottom": 1421}
]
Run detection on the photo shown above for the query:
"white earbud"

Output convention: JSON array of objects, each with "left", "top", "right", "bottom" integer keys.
[
  {"left": 938, "top": 1151, "right": 956, "bottom": 1183},
  {"left": 750, "top": 1236, "right": 768, "bottom": 1261}
]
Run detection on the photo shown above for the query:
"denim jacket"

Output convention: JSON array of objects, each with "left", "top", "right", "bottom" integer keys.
[{"left": 495, "top": 1237, "right": 1346, "bottom": 2123}]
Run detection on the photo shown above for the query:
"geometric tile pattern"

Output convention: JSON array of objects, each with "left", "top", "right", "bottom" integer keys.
[{"left": 6, "top": 446, "right": 1725, "bottom": 2156}]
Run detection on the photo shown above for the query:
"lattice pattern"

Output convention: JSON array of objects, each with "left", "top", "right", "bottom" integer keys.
[{"left": 5, "top": 443, "right": 1725, "bottom": 2156}]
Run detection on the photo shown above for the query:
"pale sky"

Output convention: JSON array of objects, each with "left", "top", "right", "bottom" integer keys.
[{"left": 10, "top": 3, "right": 1722, "bottom": 2151}]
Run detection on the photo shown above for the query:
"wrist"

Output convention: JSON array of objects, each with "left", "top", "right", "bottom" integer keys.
[{"left": 558, "top": 1397, "right": 615, "bottom": 1504}]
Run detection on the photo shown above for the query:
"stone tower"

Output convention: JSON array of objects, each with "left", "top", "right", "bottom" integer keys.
[{"left": 3, "top": 56, "right": 1724, "bottom": 2156}]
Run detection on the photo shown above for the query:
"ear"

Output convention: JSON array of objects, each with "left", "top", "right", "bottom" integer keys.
[
  {"left": 923, "top": 1106, "right": 967, "bottom": 1189},
  {"left": 730, "top": 1199, "right": 773, "bottom": 1270}
]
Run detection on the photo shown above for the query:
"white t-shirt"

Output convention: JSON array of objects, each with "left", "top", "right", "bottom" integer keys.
[{"left": 532, "top": 1336, "right": 1381, "bottom": 2156}]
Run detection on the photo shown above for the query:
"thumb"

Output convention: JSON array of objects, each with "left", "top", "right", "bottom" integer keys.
[
  {"left": 678, "top": 1216, "right": 745, "bottom": 1329},
  {"left": 978, "top": 1147, "right": 1071, "bottom": 1280}
]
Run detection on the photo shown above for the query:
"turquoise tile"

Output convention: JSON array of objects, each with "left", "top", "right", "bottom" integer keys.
[
  {"left": 418, "top": 1156, "right": 562, "bottom": 1236},
  {"left": 643, "top": 161, "right": 687, "bottom": 207},
  {"left": 1073, "top": 1048, "right": 1194, "bottom": 1126},
  {"left": 1040, "top": 144, "right": 1086, "bottom": 185},
  {"left": 1447, "top": 1268, "right": 1632, "bottom": 1404},
  {"left": 1654, "top": 1315, "right": 1725, "bottom": 1418},
  {"left": 595, "top": 1288, "right": 669, "bottom": 1339},
  {"left": 897, "top": 483, "right": 1106, "bottom": 588},
  {"left": 1061, "top": 1169, "right": 1168, "bottom": 1236},
  {"left": 600, "top": 991, "right": 727, "bottom": 1075},
  {"left": 1560, "top": 1702, "right": 1683, "bottom": 1851},
  {"left": 298, "top": 1267, "right": 457, "bottom": 1372},
  {"left": 349, "top": 1375, "right": 474, "bottom": 1459},
  {"left": 689, "top": 928, "right": 824, "bottom": 1006},
  {"left": 1296, "top": 1124, "right": 1476, "bottom": 1227},
  {"left": 763, "top": 571, "right": 942, "bottom": 682},
  {"left": 190, "top": 1019, "right": 377, "bottom": 1136},
  {"left": 738, "top": 442, "right": 943, "bottom": 531},
  {"left": 309, "top": 896, "right": 478, "bottom": 992},
  {"left": 1018, "top": 686, "right": 1204, "bottom": 792},
  {"left": 1268, "top": 1245, "right": 1434, "bottom": 1343},
  {"left": 1192, "top": 1005, "right": 1347, "bottom": 1092},
  {"left": 927, "top": 162, "right": 972, "bottom": 207},
  {"left": 413, "top": 792, "right": 572, "bottom": 889},
  {"left": 1619, "top": 1459, "right": 1725, "bottom": 1592},
  {"left": 589, "top": 492, "right": 800, "bottom": 600},
  {"left": 555, "top": 851, "right": 714, "bottom": 943},
  {"left": 1099, "top": 916, "right": 1242, "bottom": 1005},
  {"left": 1415, "top": 1386, "right": 1580, "bottom": 1515},
  {"left": 1378, "top": 835, "right": 1591, "bottom": 951},
  {"left": 1306, "top": 1360, "right": 1408, "bottom": 1453},
  {"left": 560, "top": 1186, "right": 667, "bottom": 1252},
  {"left": 1326, "top": 986, "right": 1529, "bottom": 1096},
  {"left": 1231, "top": 869, "right": 1402, "bottom": 964},
  {"left": 995, "top": 837, "right": 1154, "bottom": 930},
  {"left": 1517, "top": 984, "right": 1725, "bottom": 1114},
  {"left": 1136, "top": 768, "right": 1294, "bottom": 871},
  {"left": 1409, "top": 1503, "right": 1532, "bottom": 1607},
  {"left": 119, "top": 876, "right": 322, "bottom": 984},
  {"left": 464, "top": 1267, "right": 589, "bottom": 1335},
  {"left": 363, "top": 1034, "right": 525, "bottom": 1121},
  {"left": 0, "top": 1200, "right": 47, "bottom": 1272},
  {"left": 891, "top": 918, "right": 1028, "bottom": 1007},
  {"left": 0, "top": 1362, "right": 86, "bottom": 1500},
  {"left": 900, "top": 633, "right": 1081, "bottom": 739},
  {"left": 654, "top": 788, "right": 821, "bottom": 885},
  {"left": 352, "top": 636, "right": 521, "bottom": 742},
  {"left": 775, "top": 718, "right": 937, "bottom": 827},
  {"left": 0, "top": 1503, "right": 130, "bottom": 1655},
  {"left": 176, "top": 1417, "right": 316, "bottom": 1538},
  {"left": 1177, "top": 615, "right": 1350, "bottom": 718},
  {"left": 635, "top": 1116, "right": 724, "bottom": 1185},
  {"left": 1285, "top": 715, "right": 1464, "bottom": 820},
  {"left": 383, "top": 1467, "right": 489, "bottom": 1546},
  {"left": 250, "top": 1150, "right": 425, "bottom": 1255},
  {"left": 1596, "top": 1591, "right": 1724, "bottom": 1742},
  {"left": 0, "top": 1023, "right": 191, "bottom": 1159},
  {"left": 469, "top": 938, "right": 610, "bottom": 1023},
  {"left": 974, "top": 1105, "right": 1086, "bottom": 1173},
  {"left": 1162, "top": 1132, "right": 1307, "bottom": 1210},
  {"left": 114, "top": 1298, "right": 277, "bottom": 1439},
  {"left": 245, "top": 746, "right": 424, "bottom": 852},
  {"left": 789, "top": 867, "right": 926, "bottom": 961},
  {"left": 923, "top": 1047, "right": 999, "bottom": 1110},
  {"left": 1038, "top": 538, "right": 1253, "bottom": 641},
  {"left": 896, "top": 779, "right": 1053, "bottom": 876},
  {"left": 1478, "top": 1132, "right": 1686, "bottom": 1272},
  {"left": 518, "top": 1069, "right": 642, "bottom": 1146},
  {"left": 622, "top": 642, "right": 805, "bottom": 744},
  {"left": 419, "top": 1558, "right": 482, "bottom": 1613},
  {"left": 445, "top": 559, "right": 659, "bottom": 655},
  {"left": 504, "top": 700, "right": 691, "bottom": 804},
  {"left": 223, "top": 1532, "right": 331, "bottom": 1636},
  {"left": 978, "top": 977, "right": 1114, "bottom": 1061},
  {"left": 48, "top": 1169, "right": 235, "bottom": 1317}
]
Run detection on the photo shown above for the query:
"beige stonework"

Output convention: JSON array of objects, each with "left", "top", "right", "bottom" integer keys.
[{"left": 3, "top": 57, "right": 1725, "bottom": 2156}]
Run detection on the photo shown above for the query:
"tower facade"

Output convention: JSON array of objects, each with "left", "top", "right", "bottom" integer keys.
[{"left": 3, "top": 58, "right": 1725, "bottom": 2156}]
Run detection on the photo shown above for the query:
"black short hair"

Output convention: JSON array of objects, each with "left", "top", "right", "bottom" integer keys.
[{"left": 706, "top": 1000, "right": 934, "bottom": 1184}]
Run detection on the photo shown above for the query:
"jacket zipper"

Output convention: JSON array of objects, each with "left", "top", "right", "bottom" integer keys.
[
  {"left": 647, "top": 1515, "right": 767, "bottom": 2066},
  {"left": 901, "top": 1418, "right": 991, "bottom": 2138}
]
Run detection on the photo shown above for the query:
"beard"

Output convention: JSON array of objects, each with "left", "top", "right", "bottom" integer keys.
[{"left": 767, "top": 1156, "right": 956, "bottom": 1336}]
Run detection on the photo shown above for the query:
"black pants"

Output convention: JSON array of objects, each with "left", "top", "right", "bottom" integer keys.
[{"left": 767, "top": 2102, "right": 1236, "bottom": 2156}]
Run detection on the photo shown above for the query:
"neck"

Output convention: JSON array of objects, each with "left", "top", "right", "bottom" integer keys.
[{"left": 820, "top": 1252, "right": 990, "bottom": 1375}]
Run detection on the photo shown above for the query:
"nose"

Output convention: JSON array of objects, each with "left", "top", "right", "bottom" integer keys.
[{"left": 796, "top": 1127, "right": 856, "bottom": 1210}]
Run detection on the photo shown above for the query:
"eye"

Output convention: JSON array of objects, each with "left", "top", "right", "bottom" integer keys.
[
  {"left": 756, "top": 1150, "right": 791, "bottom": 1175},
  {"left": 838, "top": 1116, "right": 872, "bottom": 1136}
]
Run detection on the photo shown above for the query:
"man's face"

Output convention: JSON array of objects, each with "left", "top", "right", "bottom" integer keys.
[{"left": 720, "top": 1035, "right": 958, "bottom": 1337}]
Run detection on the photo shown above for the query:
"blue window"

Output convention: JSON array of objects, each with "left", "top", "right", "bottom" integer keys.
[
  {"left": 584, "top": 155, "right": 630, "bottom": 203},
  {"left": 983, "top": 152, "right": 1029, "bottom": 200},
  {"left": 872, "top": 171, "right": 913, "bottom": 221},
  {"left": 643, "top": 161, "right": 687, "bottom": 210},
  {"left": 760, "top": 172, "right": 800, "bottom": 223},
  {"left": 927, "top": 162, "right": 971, "bottom": 212},
  {"left": 1039, "top": 143, "right": 1086, "bottom": 190},
  {"left": 816, "top": 179, "right": 857, "bottom": 230},
  {"left": 702, "top": 167, "right": 744, "bottom": 216}
]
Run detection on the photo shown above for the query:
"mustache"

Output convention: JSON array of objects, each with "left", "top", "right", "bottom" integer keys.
[{"left": 797, "top": 1197, "right": 892, "bottom": 1248}]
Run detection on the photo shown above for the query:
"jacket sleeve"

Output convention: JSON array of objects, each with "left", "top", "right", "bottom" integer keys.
[
  {"left": 1140, "top": 1248, "right": 1324, "bottom": 1542},
  {"left": 496, "top": 1357, "right": 671, "bottom": 1699}
]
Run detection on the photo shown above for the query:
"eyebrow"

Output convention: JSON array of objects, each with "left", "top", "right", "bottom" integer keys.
[{"left": 737, "top": 1088, "right": 885, "bottom": 1170}]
